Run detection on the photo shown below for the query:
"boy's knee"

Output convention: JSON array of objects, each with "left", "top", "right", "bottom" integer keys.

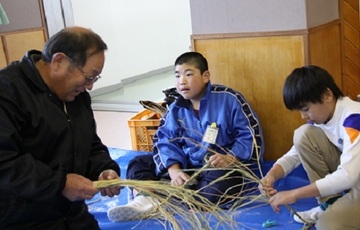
[
  {"left": 316, "top": 214, "right": 344, "bottom": 230},
  {"left": 316, "top": 205, "right": 360, "bottom": 230},
  {"left": 293, "top": 124, "right": 322, "bottom": 146}
]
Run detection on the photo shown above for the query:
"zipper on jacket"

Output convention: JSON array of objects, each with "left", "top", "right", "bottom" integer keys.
[{"left": 63, "top": 102, "right": 68, "bottom": 115}]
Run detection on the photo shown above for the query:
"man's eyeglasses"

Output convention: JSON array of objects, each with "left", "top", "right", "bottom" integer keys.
[{"left": 65, "top": 55, "right": 101, "bottom": 84}]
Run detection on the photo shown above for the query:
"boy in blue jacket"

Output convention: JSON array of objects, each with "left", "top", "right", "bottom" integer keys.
[{"left": 108, "top": 51, "right": 264, "bottom": 222}]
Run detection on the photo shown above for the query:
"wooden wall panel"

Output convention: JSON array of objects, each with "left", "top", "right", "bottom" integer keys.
[
  {"left": 344, "top": 40, "right": 360, "bottom": 71},
  {"left": 0, "top": 39, "right": 6, "bottom": 69},
  {"left": 340, "top": 0, "right": 360, "bottom": 100},
  {"left": 4, "top": 30, "right": 45, "bottom": 63},
  {"left": 193, "top": 35, "right": 305, "bottom": 161},
  {"left": 344, "top": 0, "right": 359, "bottom": 10},
  {"left": 342, "top": 61, "right": 360, "bottom": 97},
  {"left": 343, "top": 74, "right": 360, "bottom": 97},
  {"left": 344, "top": 21, "right": 360, "bottom": 48},
  {"left": 343, "top": 0, "right": 359, "bottom": 27},
  {"left": 0, "top": 0, "right": 47, "bottom": 67},
  {"left": 344, "top": 59, "right": 360, "bottom": 82},
  {"left": 308, "top": 22, "right": 342, "bottom": 88}
]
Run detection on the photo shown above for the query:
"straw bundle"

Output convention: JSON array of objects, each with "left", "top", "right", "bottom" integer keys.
[
  {"left": 93, "top": 126, "right": 313, "bottom": 229},
  {"left": 94, "top": 146, "right": 265, "bottom": 229}
]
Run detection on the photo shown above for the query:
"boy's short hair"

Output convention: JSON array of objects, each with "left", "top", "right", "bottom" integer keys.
[
  {"left": 283, "top": 65, "right": 343, "bottom": 110},
  {"left": 174, "top": 52, "right": 208, "bottom": 74}
]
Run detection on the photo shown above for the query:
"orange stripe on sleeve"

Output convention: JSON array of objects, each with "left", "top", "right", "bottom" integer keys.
[{"left": 345, "top": 127, "right": 360, "bottom": 144}]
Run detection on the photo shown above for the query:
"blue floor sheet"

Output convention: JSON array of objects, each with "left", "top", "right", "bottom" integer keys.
[{"left": 88, "top": 148, "right": 317, "bottom": 230}]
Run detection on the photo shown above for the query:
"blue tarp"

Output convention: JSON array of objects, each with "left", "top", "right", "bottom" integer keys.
[{"left": 88, "top": 148, "right": 317, "bottom": 230}]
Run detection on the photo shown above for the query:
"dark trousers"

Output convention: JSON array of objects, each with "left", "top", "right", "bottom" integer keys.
[
  {"left": 126, "top": 154, "right": 245, "bottom": 207},
  {"left": 1, "top": 201, "right": 100, "bottom": 230}
]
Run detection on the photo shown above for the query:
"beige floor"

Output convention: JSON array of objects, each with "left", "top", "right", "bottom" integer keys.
[{"left": 94, "top": 110, "right": 136, "bottom": 150}]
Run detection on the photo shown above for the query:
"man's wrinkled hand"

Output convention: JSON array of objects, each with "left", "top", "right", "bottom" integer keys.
[
  {"left": 98, "top": 169, "right": 122, "bottom": 197},
  {"left": 62, "top": 173, "right": 99, "bottom": 201}
]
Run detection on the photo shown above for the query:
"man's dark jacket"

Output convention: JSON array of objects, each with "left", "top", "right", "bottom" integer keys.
[{"left": 0, "top": 50, "right": 120, "bottom": 229}]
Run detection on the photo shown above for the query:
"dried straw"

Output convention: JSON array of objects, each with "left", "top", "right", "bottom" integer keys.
[
  {"left": 94, "top": 149, "right": 264, "bottom": 229},
  {"left": 93, "top": 124, "right": 313, "bottom": 229},
  {"left": 94, "top": 165, "right": 257, "bottom": 229}
]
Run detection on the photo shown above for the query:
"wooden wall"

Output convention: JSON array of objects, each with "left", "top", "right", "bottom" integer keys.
[
  {"left": 192, "top": 21, "right": 342, "bottom": 161},
  {"left": 340, "top": 0, "right": 360, "bottom": 99},
  {"left": 0, "top": 0, "right": 47, "bottom": 69},
  {"left": 0, "top": 41, "right": 6, "bottom": 67},
  {"left": 308, "top": 21, "right": 343, "bottom": 88},
  {"left": 1, "top": 30, "right": 46, "bottom": 66}
]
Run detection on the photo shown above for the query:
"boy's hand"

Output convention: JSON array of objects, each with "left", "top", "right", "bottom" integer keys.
[
  {"left": 168, "top": 168, "right": 190, "bottom": 187},
  {"left": 258, "top": 175, "right": 278, "bottom": 196},
  {"left": 208, "top": 153, "right": 237, "bottom": 168},
  {"left": 268, "top": 190, "right": 297, "bottom": 212}
]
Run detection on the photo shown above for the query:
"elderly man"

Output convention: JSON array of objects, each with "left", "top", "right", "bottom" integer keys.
[{"left": 0, "top": 27, "right": 121, "bottom": 230}]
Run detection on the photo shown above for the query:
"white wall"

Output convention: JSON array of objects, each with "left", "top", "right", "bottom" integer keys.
[
  {"left": 190, "top": 0, "right": 306, "bottom": 34},
  {"left": 190, "top": 0, "right": 338, "bottom": 34},
  {"left": 70, "top": 0, "right": 192, "bottom": 90}
]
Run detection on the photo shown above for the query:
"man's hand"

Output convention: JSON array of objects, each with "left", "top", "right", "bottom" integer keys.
[
  {"left": 62, "top": 173, "right": 99, "bottom": 201},
  {"left": 98, "top": 169, "right": 122, "bottom": 197}
]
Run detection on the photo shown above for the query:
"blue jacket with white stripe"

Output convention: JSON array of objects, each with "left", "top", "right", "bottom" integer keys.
[{"left": 153, "top": 82, "right": 264, "bottom": 175}]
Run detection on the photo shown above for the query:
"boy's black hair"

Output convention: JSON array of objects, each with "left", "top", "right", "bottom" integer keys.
[
  {"left": 174, "top": 52, "right": 208, "bottom": 74},
  {"left": 283, "top": 65, "right": 343, "bottom": 110}
]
